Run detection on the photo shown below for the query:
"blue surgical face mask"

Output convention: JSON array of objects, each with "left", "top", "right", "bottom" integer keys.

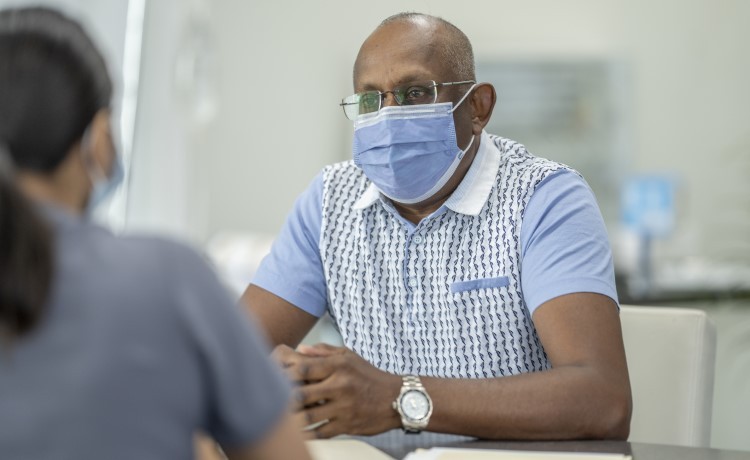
[
  {"left": 81, "top": 123, "right": 124, "bottom": 216},
  {"left": 352, "top": 85, "right": 476, "bottom": 204},
  {"left": 87, "top": 154, "right": 123, "bottom": 215}
]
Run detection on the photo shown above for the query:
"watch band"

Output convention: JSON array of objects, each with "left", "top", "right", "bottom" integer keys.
[{"left": 402, "top": 375, "right": 423, "bottom": 390}]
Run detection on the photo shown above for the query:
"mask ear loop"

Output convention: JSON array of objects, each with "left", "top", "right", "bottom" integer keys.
[
  {"left": 457, "top": 133, "right": 475, "bottom": 159},
  {"left": 450, "top": 83, "right": 480, "bottom": 152}
]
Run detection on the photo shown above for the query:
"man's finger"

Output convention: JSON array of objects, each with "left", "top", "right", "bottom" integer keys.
[
  {"left": 272, "top": 344, "right": 302, "bottom": 367},
  {"left": 297, "top": 343, "right": 344, "bottom": 357},
  {"left": 284, "top": 355, "right": 338, "bottom": 382},
  {"left": 294, "top": 380, "right": 334, "bottom": 409},
  {"left": 283, "top": 363, "right": 311, "bottom": 384}
]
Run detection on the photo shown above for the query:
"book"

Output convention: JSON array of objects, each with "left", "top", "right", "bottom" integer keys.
[
  {"left": 404, "top": 448, "right": 632, "bottom": 460},
  {"left": 307, "top": 439, "right": 397, "bottom": 460}
]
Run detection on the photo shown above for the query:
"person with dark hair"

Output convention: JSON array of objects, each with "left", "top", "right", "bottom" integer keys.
[
  {"left": 0, "top": 7, "right": 310, "bottom": 460},
  {"left": 244, "top": 12, "right": 632, "bottom": 440}
]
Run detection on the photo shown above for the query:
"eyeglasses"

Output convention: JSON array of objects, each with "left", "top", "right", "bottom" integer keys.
[{"left": 339, "top": 80, "right": 475, "bottom": 120}]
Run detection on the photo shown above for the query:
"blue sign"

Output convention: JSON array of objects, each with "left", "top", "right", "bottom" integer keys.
[{"left": 621, "top": 175, "right": 676, "bottom": 238}]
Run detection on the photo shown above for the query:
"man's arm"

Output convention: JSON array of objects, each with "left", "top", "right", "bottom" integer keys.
[
  {"left": 423, "top": 292, "right": 631, "bottom": 440},
  {"left": 242, "top": 173, "right": 327, "bottom": 348},
  {"left": 242, "top": 284, "right": 318, "bottom": 348},
  {"left": 280, "top": 292, "right": 631, "bottom": 440}
]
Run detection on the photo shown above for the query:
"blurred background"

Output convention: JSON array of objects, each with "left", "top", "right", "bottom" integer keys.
[{"left": 1, "top": 0, "right": 748, "bottom": 452}]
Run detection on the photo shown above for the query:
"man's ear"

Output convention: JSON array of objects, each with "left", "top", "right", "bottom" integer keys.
[{"left": 469, "top": 83, "right": 497, "bottom": 135}]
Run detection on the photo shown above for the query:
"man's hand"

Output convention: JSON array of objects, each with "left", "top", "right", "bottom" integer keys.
[{"left": 272, "top": 343, "right": 402, "bottom": 438}]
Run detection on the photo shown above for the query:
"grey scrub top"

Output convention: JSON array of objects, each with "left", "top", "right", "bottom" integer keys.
[{"left": 0, "top": 206, "right": 290, "bottom": 459}]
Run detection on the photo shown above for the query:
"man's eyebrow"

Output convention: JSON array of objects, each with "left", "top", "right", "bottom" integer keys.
[{"left": 395, "top": 74, "right": 435, "bottom": 86}]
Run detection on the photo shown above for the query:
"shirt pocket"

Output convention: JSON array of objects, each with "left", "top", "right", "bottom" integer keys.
[{"left": 450, "top": 276, "right": 509, "bottom": 294}]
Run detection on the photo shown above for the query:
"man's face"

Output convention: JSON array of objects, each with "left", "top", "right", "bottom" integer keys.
[{"left": 352, "top": 20, "right": 474, "bottom": 148}]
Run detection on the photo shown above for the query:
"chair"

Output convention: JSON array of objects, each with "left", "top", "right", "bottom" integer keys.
[{"left": 619, "top": 305, "right": 717, "bottom": 447}]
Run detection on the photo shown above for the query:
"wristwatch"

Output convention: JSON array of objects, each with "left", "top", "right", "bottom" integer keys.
[{"left": 392, "top": 375, "right": 433, "bottom": 433}]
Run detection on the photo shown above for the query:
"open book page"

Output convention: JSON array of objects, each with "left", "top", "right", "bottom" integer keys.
[
  {"left": 404, "top": 448, "right": 632, "bottom": 460},
  {"left": 307, "top": 439, "right": 397, "bottom": 460}
]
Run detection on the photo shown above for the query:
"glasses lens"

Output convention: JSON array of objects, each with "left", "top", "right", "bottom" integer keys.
[
  {"left": 359, "top": 92, "right": 381, "bottom": 115},
  {"left": 341, "top": 94, "right": 360, "bottom": 120},
  {"left": 394, "top": 82, "right": 437, "bottom": 106}
]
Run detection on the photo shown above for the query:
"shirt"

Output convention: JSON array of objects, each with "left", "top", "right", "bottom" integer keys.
[
  {"left": 253, "top": 132, "right": 617, "bottom": 377},
  {"left": 0, "top": 205, "right": 289, "bottom": 460}
]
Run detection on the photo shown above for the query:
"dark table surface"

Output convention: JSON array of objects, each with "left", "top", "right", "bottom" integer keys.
[{"left": 356, "top": 431, "right": 750, "bottom": 460}]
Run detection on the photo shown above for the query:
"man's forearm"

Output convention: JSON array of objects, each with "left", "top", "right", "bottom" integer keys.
[{"left": 422, "top": 365, "right": 631, "bottom": 440}]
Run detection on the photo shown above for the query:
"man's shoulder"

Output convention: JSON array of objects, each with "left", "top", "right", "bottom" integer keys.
[
  {"left": 486, "top": 134, "right": 561, "bottom": 166},
  {"left": 486, "top": 133, "right": 575, "bottom": 177},
  {"left": 318, "top": 160, "right": 372, "bottom": 210},
  {"left": 321, "top": 160, "right": 368, "bottom": 188},
  {"left": 322, "top": 159, "right": 361, "bottom": 176}
]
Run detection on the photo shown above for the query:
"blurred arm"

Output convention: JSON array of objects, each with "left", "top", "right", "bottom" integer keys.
[{"left": 242, "top": 284, "right": 318, "bottom": 348}]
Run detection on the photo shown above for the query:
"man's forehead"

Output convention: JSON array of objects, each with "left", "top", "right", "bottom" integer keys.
[
  {"left": 362, "top": 18, "right": 439, "bottom": 53},
  {"left": 354, "top": 21, "right": 446, "bottom": 88}
]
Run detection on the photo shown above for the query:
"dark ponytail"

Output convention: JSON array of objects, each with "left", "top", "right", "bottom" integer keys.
[
  {"left": 0, "top": 145, "right": 54, "bottom": 340},
  {"left": 0, "top": 7, "right": 112, "bottom": 339},
  {"left": 0, "top": 7, "right": 112, "bottom": 172}
]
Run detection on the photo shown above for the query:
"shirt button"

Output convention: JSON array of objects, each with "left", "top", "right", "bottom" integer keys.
[
  {"left": 408, "top": 277, "right": 418, "bottom": 288},
  {"left": 412, "top": 235, "right": 424, "bottom": 244}
]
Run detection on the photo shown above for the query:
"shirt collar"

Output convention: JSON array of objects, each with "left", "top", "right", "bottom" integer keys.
[
  {"left": 352, "top": 130, "right": 501, "bottom": 215},
  {"left": 443, "top": 130, "right": 501, "bottom": 216},
  {"left": 352, "top": 180, "right": 381, "bottom": 210}
]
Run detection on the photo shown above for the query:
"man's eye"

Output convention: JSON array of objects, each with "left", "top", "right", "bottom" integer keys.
[
  {"left": 359, "top": 93, "right": 380, "bottom": 111},
  {"left": 405, "top": 87, "right": 428, "bottom": 101}
]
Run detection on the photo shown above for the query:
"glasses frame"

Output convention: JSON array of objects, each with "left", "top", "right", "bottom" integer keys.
[{"left": 339, "top": 80, "right": 476, "bottom": 120}]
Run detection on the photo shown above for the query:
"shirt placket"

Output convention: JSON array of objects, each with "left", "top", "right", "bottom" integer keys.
[{"left": 403, "top": 228, "right": 422, "bottom": 327}]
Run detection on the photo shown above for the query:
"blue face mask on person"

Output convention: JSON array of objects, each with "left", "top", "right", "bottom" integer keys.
[
  {"left": 86, "top": 153, "right": 123, "bottom": 215},
  {"left": 81, "top": 122, "right": 124, "bottom": 216},
  {"left": 352, "top": 86, "right": 476, "bottom": 204}
]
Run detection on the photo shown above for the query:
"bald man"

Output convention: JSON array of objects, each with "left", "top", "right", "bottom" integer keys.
[{"left": 243, "top": 12, "right": 632, "bottom": 441}]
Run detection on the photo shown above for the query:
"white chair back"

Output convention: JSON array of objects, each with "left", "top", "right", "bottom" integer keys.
[{"left": 620, "top": 305, "right": 716, "bottom": 447}]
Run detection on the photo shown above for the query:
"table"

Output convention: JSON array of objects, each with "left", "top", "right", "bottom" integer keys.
[{"left": 357, "top": 432, "right": 750, "bottom": 460}]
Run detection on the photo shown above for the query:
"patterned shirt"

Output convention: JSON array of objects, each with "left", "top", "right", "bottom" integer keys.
[{"left": 253, "top": 131, "right": 617, "bottom": 378}]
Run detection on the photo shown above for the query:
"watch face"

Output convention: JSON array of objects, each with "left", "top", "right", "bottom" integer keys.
[{"left": 400, "top": 390, "right": 430, "bottom": 420}]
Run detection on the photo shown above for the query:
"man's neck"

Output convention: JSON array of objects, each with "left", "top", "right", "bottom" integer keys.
[{"left": 392, "top": 199, "right": 446, "bottom": 225}]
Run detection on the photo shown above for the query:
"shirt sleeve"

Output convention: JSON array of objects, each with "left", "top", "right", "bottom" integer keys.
[
  {"left": 520, "top": 169, "right": 619, "bottom": 316},
  {"left": 251, "top": 173, "right": 328, "bottom": 317},
  {"left": 172, "top": 246, "right": 291, "bottom": 449}
]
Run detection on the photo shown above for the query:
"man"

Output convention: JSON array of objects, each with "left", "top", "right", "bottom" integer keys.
[{"left": 243, "top": 12, "right": 632, "bottom": 440}]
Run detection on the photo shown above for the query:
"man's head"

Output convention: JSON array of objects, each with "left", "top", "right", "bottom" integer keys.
[
  {"left": 351, "top": 13, "right": 496, "bottom": 211},
  {"left": 354, "top": 12, "right": 475, "bottom": 85}
]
